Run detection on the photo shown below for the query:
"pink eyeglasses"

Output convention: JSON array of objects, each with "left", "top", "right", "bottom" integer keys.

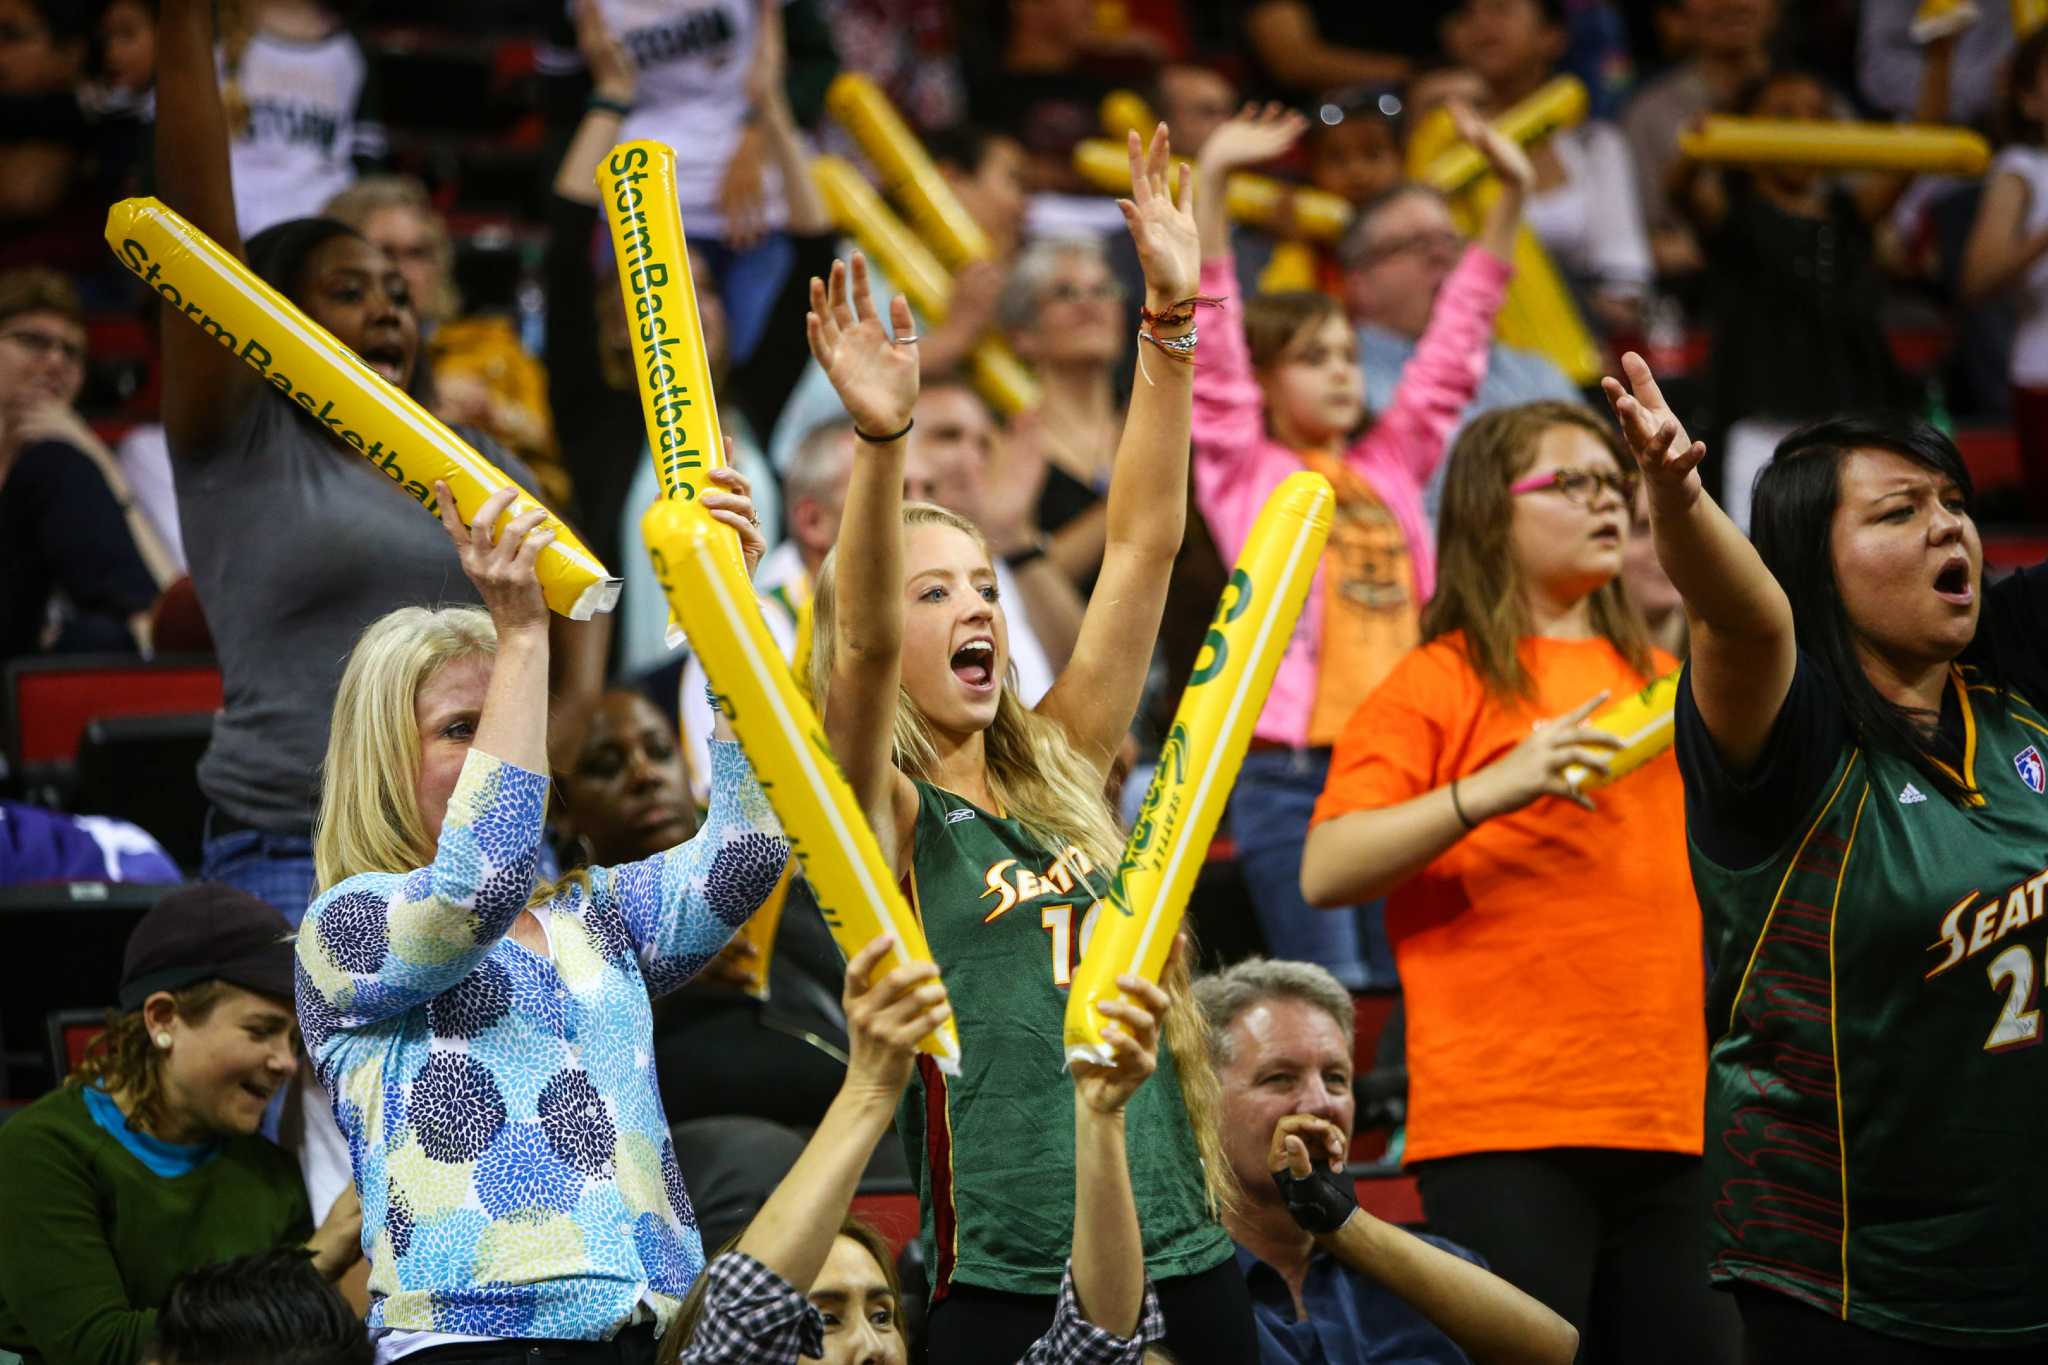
[{"left": 1508, "top": 466, "right": 1639, "bottom": 508}]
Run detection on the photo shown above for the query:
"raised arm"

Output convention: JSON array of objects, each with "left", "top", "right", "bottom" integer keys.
[
  {"left": 808, "top": 253, "right": 924, "bottom": 861},
  {"left": 1269, "top": 1117, "right": 1578, "bottom": 1365},
  {"left": 1242, "top": 0, "right": 1410, "bottom": 93},
  {"left": 1856, "top": 32, "right": 1958, "bottom": 225},
  {"left": 550, "top": 0, "right": 636, "bottom": 208},
  {"left": 1603, "top": 352, "right": 1793, "bottom": 770},
  {"left": 1035, "top": 126, "right": 1199, "bottom": 773},
  {"left": 1190, "top": 107, "right": 1306, "bottom": 465},
  {"left": 747, "top": 0, "right": 828, "bottom": 237},
  {"left": 1053, "top": 976, "right": 1173, "bottom": 1349},
  {"left": 1364, "top": 102, "right": 1526, "bottom": 481},
  {"left": 297, "top": 488, "right": 555, "bottom": 1053},
  {"left": 154, "top": 0, "right": 261, "bottom": 452},
  {"left": 1960, "top": 170, "right": 2048, "bottom": 303}
]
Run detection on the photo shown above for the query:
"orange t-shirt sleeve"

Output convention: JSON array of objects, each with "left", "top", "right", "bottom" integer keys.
[{"left": 1311, "top": 645, "right": 1457, "bottom": 828}]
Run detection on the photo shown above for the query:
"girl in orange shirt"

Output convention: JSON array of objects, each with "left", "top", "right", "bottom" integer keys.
[{"left": 1298, "top": 400, "right": 1736, "bottom": 1362}]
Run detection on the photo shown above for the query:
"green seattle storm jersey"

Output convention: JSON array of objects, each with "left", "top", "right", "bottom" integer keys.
[
  {"left": 1693, "top": 670, "right": 2048, "bottom": 1348},
  {"left": 894, "top": 781, "right": 1234, "bottom": 1298}
]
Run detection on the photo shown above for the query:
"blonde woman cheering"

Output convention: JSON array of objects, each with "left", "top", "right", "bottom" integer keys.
[
  {"left": 802, "top": 127, "right": 1251, "bottom": 1363},
  {"left": 295, "top": 470, "right": 788, "bottom": 1363}
]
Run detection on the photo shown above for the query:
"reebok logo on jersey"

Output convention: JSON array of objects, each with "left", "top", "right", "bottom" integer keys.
[
  {"left": 2016, "top": 745, "right": 2045, "bottom": 794},
  {"left": 944, "top": 807, "right": 977, "bottom": 825},
  {"left": 1899, "top": 783, "right": 1927, "bottom": 805}
]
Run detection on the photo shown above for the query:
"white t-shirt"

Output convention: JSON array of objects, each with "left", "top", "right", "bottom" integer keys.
[
  {"left": 1992, "top": 146, "right": 2048, "bottom": 388},
  {"left": 1523, "top": 121, "right": 1653, "bottom": 299},
  {"left": 591, "top": 0, "right": 787, "bottom": 237},
  {"left": 223, "top": 31, "right": 383, "bottom": 235}
]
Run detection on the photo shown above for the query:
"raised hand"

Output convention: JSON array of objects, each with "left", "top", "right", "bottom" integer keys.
[
  {"left": 1463, "top": 691, "right": 1624, "bottom": 818},
  {"left": 436, "top": 483, "right": 553, "bottom": 635},
  {"left": 1071, "top": 975, "right": 1168, "bottom": 1115},
  {"left": 1195, "top": 102, "right": 1309, "bottom": 175},
  {"left": 574, "top": 0, "right": 635, "bottom": 106},
  {"left": 1450, "top": 100, "right": 1535, "bottom": 198},
  {"left": 1119, "top": 124, "right": 1201, "bottom": 304},
  {"left": 806, "top": 253, "right": 920, "bottom": 438},
  {"left": 1601, "top": 352, "right": 1707, "bottom": 507},
  {"left": 840, "top": 935, "right": 952, "bottom": 1103}
]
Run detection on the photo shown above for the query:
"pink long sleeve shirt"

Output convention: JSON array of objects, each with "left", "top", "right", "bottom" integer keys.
[{"left": 1192, "top": 246, "right": 1511, "bottom": 749}]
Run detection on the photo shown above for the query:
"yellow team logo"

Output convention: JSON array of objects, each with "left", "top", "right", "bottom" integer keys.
[{"left": 981, "top": 846, "right": 1102, "bottom": 988}]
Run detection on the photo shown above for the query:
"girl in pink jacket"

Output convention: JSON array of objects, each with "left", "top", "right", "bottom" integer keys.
[{"left": 1191, "top": 103, "right": 1534, "bottom": 989}]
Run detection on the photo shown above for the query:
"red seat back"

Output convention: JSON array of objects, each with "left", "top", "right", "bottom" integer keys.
[
  {"left": 847, "top": 1190, "right": 922, "bottom": 1262},
  {"left": 6, "top": 656, "right": 221, "bottom": 771}
]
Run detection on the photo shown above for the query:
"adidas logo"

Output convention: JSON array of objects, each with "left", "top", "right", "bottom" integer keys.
[{"left": 1899, "top": 783, "right": 1928, "bottom": 805}]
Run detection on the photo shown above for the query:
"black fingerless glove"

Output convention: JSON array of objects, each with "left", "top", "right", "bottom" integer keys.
[{"left": 1272, "top": 1163, "right": 1357, "bottom": 1235}]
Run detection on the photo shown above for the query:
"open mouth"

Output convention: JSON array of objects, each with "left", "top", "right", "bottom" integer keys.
[
  {"left": 950, "top": 638, "right": 996, "bottom": 692},
  {"left": 359, "top": 342, "right": 407, "bottom": 383},
  {"left": 1590, "top": 522, "right": 1622, "bottom": 546},
  {"left": 241, "top": 1079, "right": 277, "bottom": 1105},
  {"left": 1934, "top": 558, "right": 1973, "bottom": 605}
]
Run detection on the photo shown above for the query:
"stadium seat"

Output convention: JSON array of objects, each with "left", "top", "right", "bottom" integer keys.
[
  {"left": 45, "top": 1009, "right": 106, "bottom": 1084},
  {"left": 73, "top": 713, "right": 214, "bottom": 874},
  {"left": 1354, "top": 1168, "right": 1424, "bottom": 1226},
  {"left": 3, "top": 654, "right": 221, "bottom": 778},
  {"left": 0, "top": 882, "right": 156, "bottom": 1099}
]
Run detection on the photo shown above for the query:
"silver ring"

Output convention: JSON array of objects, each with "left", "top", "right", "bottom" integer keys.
[{"left": 890, "top": 334, "right": 920, "bottom": 346}]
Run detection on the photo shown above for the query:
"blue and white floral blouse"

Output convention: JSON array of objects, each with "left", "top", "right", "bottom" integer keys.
[{"left": 295, "top": 740, "right": 787, "bottom": 1341}]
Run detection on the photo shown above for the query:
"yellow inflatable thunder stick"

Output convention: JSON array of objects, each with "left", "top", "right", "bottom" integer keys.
[
  {"left": 596, "top": 142, "right": 740, "bottom": 581},
  {"left": 826, "top": 73, "right": 994, "bottom": 271},
  {"left": 1562, "top": 669, "right": 1684, "bottom": 795},
  {"left": 1071, "top": 140, "right": 1356, "bottom": 243},
  {"left": 811, "top": 157, "right": 1039, "bottom": 416},
  {"left": 1911, "top": 0, "right": 1980, "bottom": 41},
  {"left": 2019, "top": 0, "right": 2048, "bottom": 38},
  {"left": 1419, "top": 76, "right": 1589, "bottom": 196},
  {"left": 1677, "top": 118, "right": 1991, "bottom": 177},
  {"left": 1101, "top": 89, "right": 1155, "bottom": 141},
  {"left": 1405, "top": 97, "right": 1604, "bottom": 387},
  {"left": 1064, "top": 472, "right": 1334, "bottom": 1067},
  {"left": 643, "top": 497, "right": 963, "bottom": 1072},
  {"left": 105, "top": 197, "right": 618, "bottom": 619}
]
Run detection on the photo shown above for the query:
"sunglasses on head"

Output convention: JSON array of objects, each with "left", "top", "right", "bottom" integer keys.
[{"left": 1508, "top": 466, "right": 1639, "bottom": 508}]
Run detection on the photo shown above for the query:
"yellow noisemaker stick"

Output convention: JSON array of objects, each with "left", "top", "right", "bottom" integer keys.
[
  {"left": 1563, "top": 668, "right": 1683, "bottom": 794},
  {"left": 1677, "top": 118, "right": 1991, "bottom": 176},
  {"left": 1071, "top": 140, "right": 1355, "bottom": 243},
  {"left": 811, "top": 156, "right": 1039, "bottom": 416},
  {"left": 597, "top": 142, "right": 741, "bottom": 585},
  {"left": 643, "top": 497, "right": 963, "bottom": 1074},
  {"left": 826, "top": 72, "right": 994, "bottom": 271},
  {"left": 105, "top": 197, "right": 618, "bottom": 619},
  {"left": 1421, "top": 76, "right": 1589, "bottom": 196},
  {"left": 1064, "top": 472, "right": 1334, "bottom": 1067}
]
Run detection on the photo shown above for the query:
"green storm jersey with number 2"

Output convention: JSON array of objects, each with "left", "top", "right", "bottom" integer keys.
[
  {"left": 893, "top": 781, "right": 1233, "bottom": 1299},
  {"left": 1693, "top": 670, "right": 2048, "bottom": 1348}
]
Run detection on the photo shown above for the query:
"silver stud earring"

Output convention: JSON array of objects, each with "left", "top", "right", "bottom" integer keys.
[{"left": 155, "top": 1033, "right": 172, "bottom": 1049}]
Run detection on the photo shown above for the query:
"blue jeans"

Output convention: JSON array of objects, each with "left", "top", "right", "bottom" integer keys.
[
  {"left": 1228, "top": 747, "right": 1398, "bottom": 992},
  {"left": 693, "top": 234, "right": 795, "bottom": 370},
  {"left": 201, "top": 812, "right": 318, "bottom": 927}
]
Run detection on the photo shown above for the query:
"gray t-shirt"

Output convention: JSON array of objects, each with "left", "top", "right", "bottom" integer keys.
[{"left": 173, "top": 390, "right": 538, "bottom": 832}]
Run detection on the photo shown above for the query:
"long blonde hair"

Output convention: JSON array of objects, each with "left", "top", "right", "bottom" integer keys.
[
  {"left": 315, "top": 605, "right": 498, "bottom": 891},
  {"left": 809, "top": 503, "right": 1238, "bottom": 1216}
]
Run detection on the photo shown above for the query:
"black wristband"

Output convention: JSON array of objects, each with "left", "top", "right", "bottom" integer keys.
[
  {"left": 854, "top": 418, "right": 914, "bottom": 444},
  {"left": 1450, "top": 778, "right": 1476, "bottom": 831},
  {"left": 1002, "top": 537, "right": 1048, "bottom": 571},
  {"left": 588, "top": 95, "right": 632, "bottom": 117},
  {"left": 1272, "top": 1163, "right": 1358, "bottom": 1236}
]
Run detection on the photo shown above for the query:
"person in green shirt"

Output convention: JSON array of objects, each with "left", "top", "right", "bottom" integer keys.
[{"left": 0, "top": 882, "right": 361, "bottom": 1365}]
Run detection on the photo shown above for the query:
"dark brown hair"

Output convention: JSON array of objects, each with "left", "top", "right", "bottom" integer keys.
[
  {"left": 1422, "top": 401, "right": 1652, "bottom": 700},
  {"left": 1241, "top": 291, "right": 1344, "bottom": 372},
  {"left": 68, "top": 981, "right": 231, "bottom": 1137},
  {"left": 0, "top": 267, "right": 86, "bottom": 331},
  {"left": 657, "top": 1216, "right": 903, "bottom": 1364}
]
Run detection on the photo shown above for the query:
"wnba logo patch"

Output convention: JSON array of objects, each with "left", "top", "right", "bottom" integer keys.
[{"left": 2016, "top": 745, "right": 2045, "bottom": 794}]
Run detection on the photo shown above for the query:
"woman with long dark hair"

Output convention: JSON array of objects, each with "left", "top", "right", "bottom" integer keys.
[
  {"left": 1607, "top": 351, "right": 2048, "bottom": 1360},
  {"left": 1299, "top": 400, "right": 1735, "bottom": 1361}
]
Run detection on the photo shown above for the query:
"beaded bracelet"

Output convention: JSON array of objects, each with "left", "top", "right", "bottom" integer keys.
[{"left": 1139, "top": 294, "right": 1226, "bottom": 329}]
